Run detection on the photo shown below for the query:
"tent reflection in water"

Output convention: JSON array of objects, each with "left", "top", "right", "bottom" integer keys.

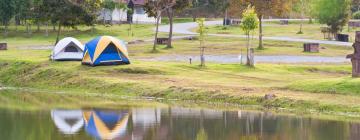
[
  {"left": 51, "top": 37, "right": 85, "bottom": 61},
  {"left": 83, "top": 110, "right": 130, "bottom": 139},
  {"left": 51, "top": 109, "right": 84, "bottom": 135},
  {"left": 82, "top": 36, "right": 130, "bottom": 66}
]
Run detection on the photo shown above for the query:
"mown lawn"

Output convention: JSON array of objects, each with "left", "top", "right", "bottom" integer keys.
[
  {"left": 202, "top": 21, "right": 360, "bottom": 41},
  {"left": 1, "top": 22, "right": 360, "bottom": 114},
  {"left": 1, "top": 48, "right": 360, "bottom": 112},
  {"left": 130, "top": 36, "right": 352, "bottom": 57},
  {"left": 0, "top": 24, "right": 159, "bottom": 48}
]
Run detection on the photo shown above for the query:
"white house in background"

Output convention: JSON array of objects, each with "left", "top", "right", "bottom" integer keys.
[{"left": 99, "top": 0, "right": 158, "bottom": 24}]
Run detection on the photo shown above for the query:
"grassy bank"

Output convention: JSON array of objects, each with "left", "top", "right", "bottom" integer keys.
[
  {"left": 1, "top": 56, "right": 360, "bottom": 116},
  {"left": 0, "top": 23, "right": 359, "bottom": 117},
  {"left": 0, "top": 89, "right": 168, "bottom": 111}
]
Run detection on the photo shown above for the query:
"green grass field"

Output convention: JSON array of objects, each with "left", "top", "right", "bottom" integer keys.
[
  {"left": 0, "top": 44, "right": 359, "bottom": 114},
  {"left": 0, "top": 22, "right": 360, "bottom": 115},
  {"left": 0, "top": 24, "right": 160, "bottom": 48},
  {"left": 202, "top": 21, "right": 360, "bottom": 41}
]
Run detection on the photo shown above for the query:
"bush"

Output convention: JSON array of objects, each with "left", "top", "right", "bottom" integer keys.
[{"left": 353, "top": 11, "right": 360, "bottom": 19}]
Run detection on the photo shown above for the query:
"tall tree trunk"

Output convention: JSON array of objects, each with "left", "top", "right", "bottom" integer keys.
[
  {"left": 45, "top": 22, "right": 49, "bottom": 37},
  {"left": 15, "top": 16, "right": 18, "bottom": 32},
  {"left": 258, "top": 15, "right": 263, "bottom": 49},
  {"left": 27, "top": 21, "right": 32, "bottom": 36},
  {"left": 103, "top": 9, "right": 106, "bottom": 25},
  {"left": 298, "top": 10, "right": 304, "bottom": 34},
  {"left": 56, "top": 22, "right": 62, "bottom": 45},
  {"left": 153, "top": 11, "right": 161, "bottom": 52},
  {"left": 224, "top": 8, "right": 228, "bottom": 27},
  {"left": 166, "top": 8, "right": 174, "bottom": 48},
  {"left": 128, "top": 20, "right": 133, "bottom": 36},
  {"left": 92, "top": 25, "right": 95, "bottom": 33},
  {"left": 53, "top": 23, "right": 56, "bottom": 31},
  {"left": 4, "top": 24, "right": 8, "bottom": 37},
  {"left": 37, "top": 22, "right": 40, "bottom": 32},
  {"left": 246, "top": 33, "right": 250, "bottom": 66},
  {"left": 309, "top": 17, "right": 313, "bottom": 24},
  {"left": 26, "top": 20, "right": 29, "bottom": 35}
]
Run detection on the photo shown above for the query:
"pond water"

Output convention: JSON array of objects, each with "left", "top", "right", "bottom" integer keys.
[
  {"left": 0, "top": 88, "right": 359, "bottom": 140},
  {"left": 0, "top": 107, "right": 359, "bottom": 140}
]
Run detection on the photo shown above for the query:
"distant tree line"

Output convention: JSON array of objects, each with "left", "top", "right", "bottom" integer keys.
[
  {"left": 1, "top": 0, "right": 359, "bottom": 47},
  {"left": 0, "top": 0, "right": 104, "bottom": 43}
]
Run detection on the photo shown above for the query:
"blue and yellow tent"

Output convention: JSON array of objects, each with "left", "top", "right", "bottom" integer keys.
[
  {"left": 82, "top": 36, "right": 130, "bottom": 66},
  {"left": 83, "top": 110, "right": 130, "bottom": 139}
]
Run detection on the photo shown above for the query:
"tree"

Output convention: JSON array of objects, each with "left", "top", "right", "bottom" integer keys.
[
  {"left": 127, "top": 8, "right": 134, "bottom": 36},
  {"left": 77, "top": 0, "right": 103, "bottom": 32},
  {"left": 42, "top": 0, "right": 96, "bottom": 44},
  {"left": 0, "top": 0, "right": 16, "bottom": 36},
  {"left": 144, "top": 0, "right": 176, "bottom": 52},
  {"left": 354, "top": 11, "right": 360, "bottom": 19},
  {"left": 352, "top": 0, "right": 360, "bottom": 12},
  {"left": 240, "top": 0, "right": 293, "bottom": 49},
  {"left": 313, "top": 0, "right": 351, "bottom": 39},
  {"left": 186, "top": 0, "right": 229, "bottom": 22},
  {"left": 293, "top": 0, "right": 312, "bottom": 34},
  {"left": 101, "top": 0, "right": 116, "bottom": 24},
  {"left": 197, "top": 18, "right": 207, "bottom": 67},
  {"left": 165, "top": 0, "right": 192, "bottom": 48},
  {"left": 241, "top": 5, "right": 258, "bottom": 67},
  {"left": 228, "top": 0, "right": 243, "bottom": 18},
  {"left": 33, "top": 0, "right": 44, "bottom": 32},
  {"left": 13, "top": 0, "right": 31, "bottom": 31}
]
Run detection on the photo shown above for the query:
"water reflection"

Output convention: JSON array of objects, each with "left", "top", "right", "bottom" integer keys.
[
  {"left": 83, "top": 110, "right": 129, "bottom": 140},
  {"left": 51, "top": 109, "right": 84, "bottom": 135},
  {"left": 0, "top": 107, "right": 359, "bottom": 140}
]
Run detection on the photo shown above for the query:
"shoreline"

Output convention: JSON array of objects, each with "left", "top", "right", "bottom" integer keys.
[
  {"left": 1, "top": 87, "right": 360, "bottom": 123},
  {"left": 1, "top": 59, "right": 360, "bottom": 119}
]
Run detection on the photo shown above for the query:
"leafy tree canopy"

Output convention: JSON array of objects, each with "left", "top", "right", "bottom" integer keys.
[
  {"left": 241, "top": 5, "right": 259, "bottom": 35},
  {"left": 313, "top": 0, "right": 351, "bottom": 34},
  {"left": 0, "top": 0, "right": 16, "bottom": 25}
]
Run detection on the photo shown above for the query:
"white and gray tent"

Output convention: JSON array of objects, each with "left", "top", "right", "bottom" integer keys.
[
  {"left": 51, "top": 109, "right": 84, "bottom": 135},
  {"left": 51, "top": 37, "right": 85, "bottom": 61}
]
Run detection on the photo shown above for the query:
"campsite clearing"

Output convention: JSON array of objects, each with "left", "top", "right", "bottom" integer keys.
[
  {"left": 1, "top": 47, "right": 360, "bottom": 115},
  {"left": 0, "top": 23, "right": 358, "bottom": 116}
]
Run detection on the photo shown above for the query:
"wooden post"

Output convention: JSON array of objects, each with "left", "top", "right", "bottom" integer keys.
[
  {"left": 200, "top": 47, "right": 206, "bottom": 67},
  {"left": 347, "top": 31, "right": 360, "bottom": 77},
  {"left": 0, "top": 43, "right": 7, "bottom": 50}
]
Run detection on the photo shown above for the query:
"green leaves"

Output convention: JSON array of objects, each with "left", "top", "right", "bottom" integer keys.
[
  {"left": 313, "top": 0, "right": 351, "bottom": 34},
  {"left": 0, "top": 0, "right": 16, "bottom": 25},
  {"left": 196, "top": 18, "right": 207, "bottom": 42},
  {"left": 102, "top": 0, "right": 116, "bottom": 10},
  {"left": 240, "top": 5, "right": 259, "bottom": 35}
]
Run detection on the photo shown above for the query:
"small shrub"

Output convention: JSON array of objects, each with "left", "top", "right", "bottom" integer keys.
[{"left": 353, "top": 11, "right": 360, "bottom": 19}]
